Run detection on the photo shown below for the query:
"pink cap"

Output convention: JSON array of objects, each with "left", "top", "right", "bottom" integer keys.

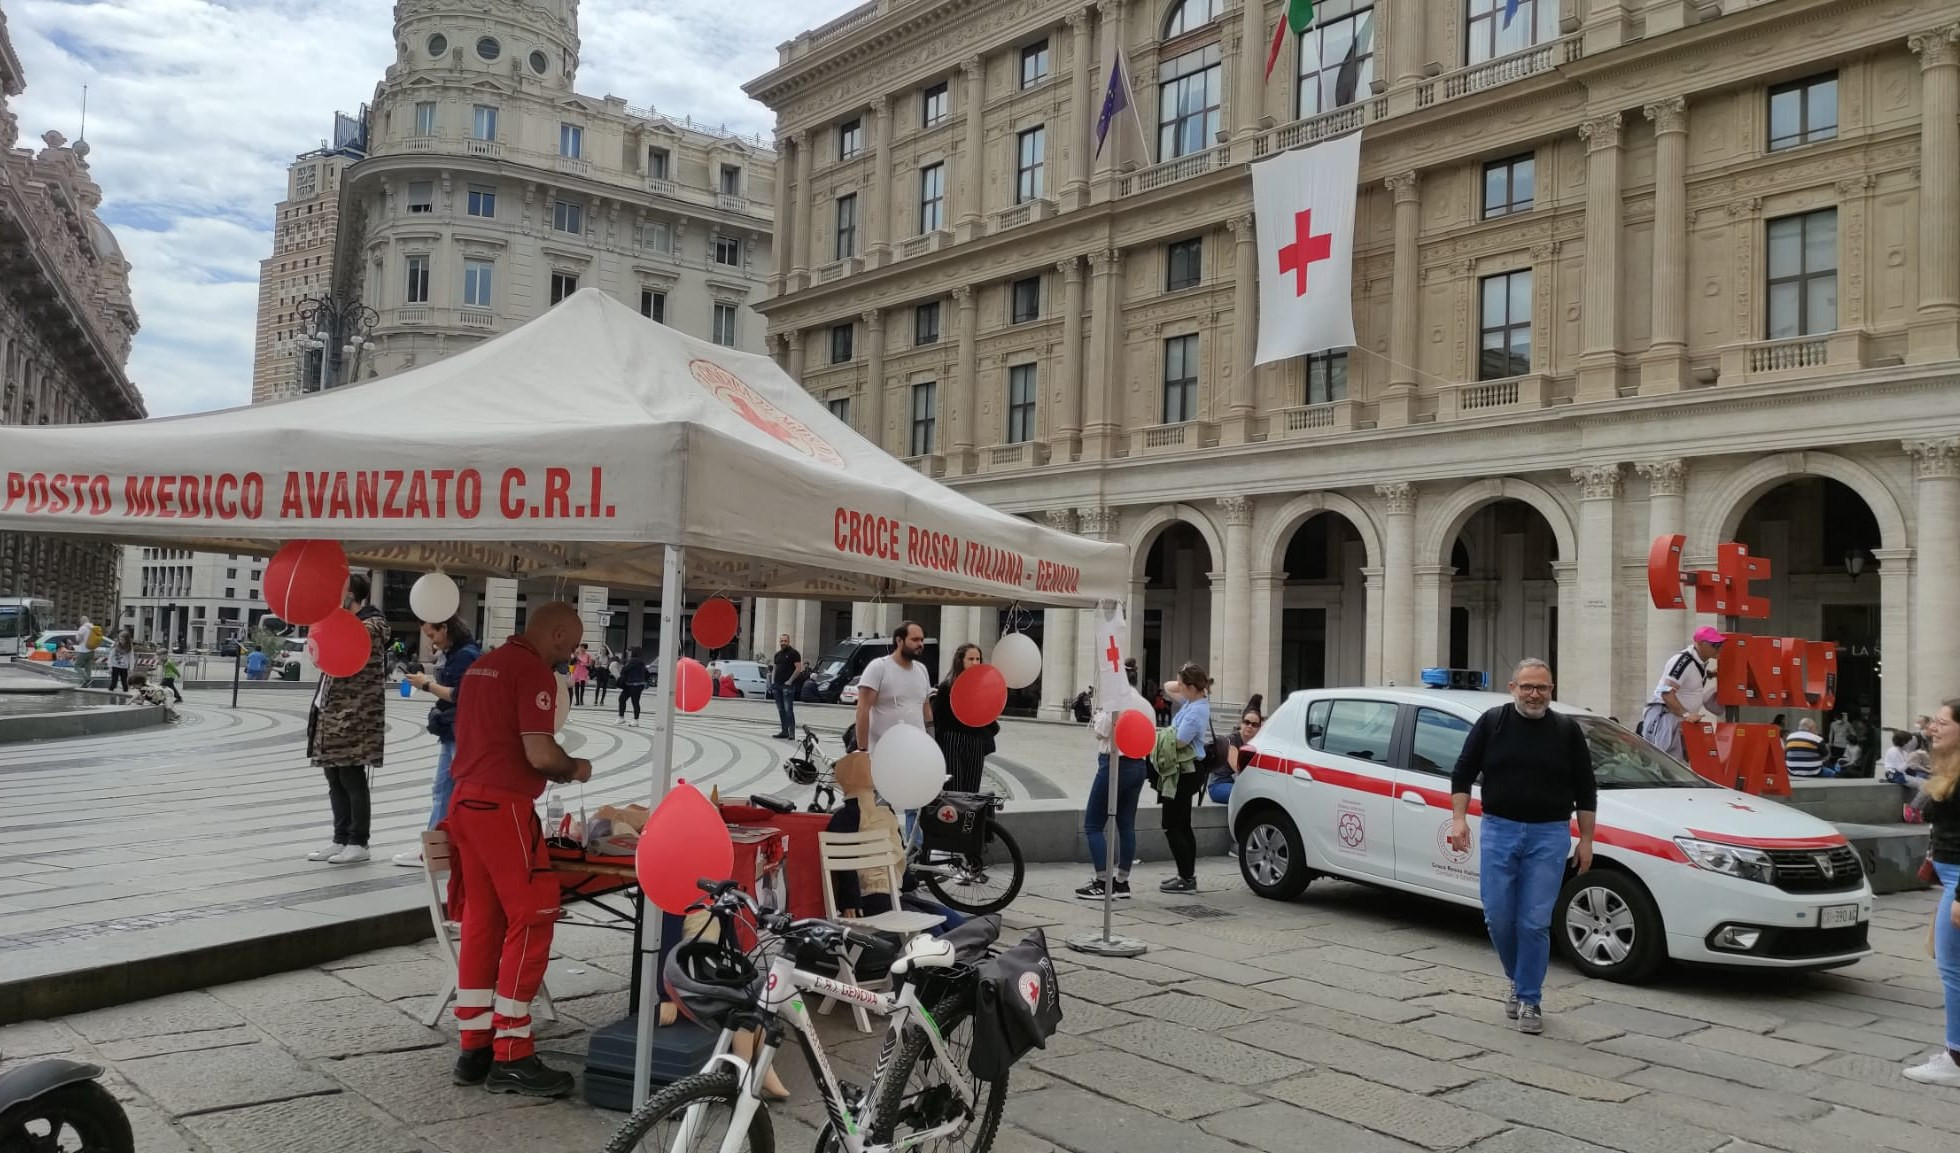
[{"left": 1693, "top": 625, "right": 1726, "bottom": 645}]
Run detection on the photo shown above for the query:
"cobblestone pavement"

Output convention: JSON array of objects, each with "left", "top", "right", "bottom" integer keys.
[
  {"left": 0, "top": 688, "right": 1090, "bottom": 986},
  {"left": 4, "top": 861, "right": 1955, "bottom": 1153}
]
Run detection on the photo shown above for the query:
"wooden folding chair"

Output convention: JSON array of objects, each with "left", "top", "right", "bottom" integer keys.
[
  {"left": 418, "top": 829, "right": 555, "bottom": 1028},
  {"left": 815, "top": 828, "right": 944, "bottom": 1032}
]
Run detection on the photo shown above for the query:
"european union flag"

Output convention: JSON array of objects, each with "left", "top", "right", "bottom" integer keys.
[
  {"left": 1502, "top": 0, "right": 1522, "bottom": 29},
  {"left": 1094, "top": 58, "right": 1127, "bottom": 158}
]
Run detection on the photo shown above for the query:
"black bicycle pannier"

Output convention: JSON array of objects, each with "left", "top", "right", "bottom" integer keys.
[
  {"left": 968, "top": 927, "right": 1062, "bottom": 1081},
  {"left": 919, "top": 791, "right": 990, "bottom": 856}
]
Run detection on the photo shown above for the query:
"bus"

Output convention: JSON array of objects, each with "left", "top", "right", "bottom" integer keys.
[{"left": 0, "top": 597, "right": 54, "bottom": 658}]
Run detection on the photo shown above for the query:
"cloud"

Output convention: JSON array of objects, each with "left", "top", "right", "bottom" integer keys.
[{"left": 6, "top": 0, "right": 860, "bottom": 416}]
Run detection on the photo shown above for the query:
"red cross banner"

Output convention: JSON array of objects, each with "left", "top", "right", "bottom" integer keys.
[
  {"left": 1251, "top": 131, "right": 1362, "bottom": 367},
  {"left": 1092, "top": 602, "right": 1153, "bottom": 717}
]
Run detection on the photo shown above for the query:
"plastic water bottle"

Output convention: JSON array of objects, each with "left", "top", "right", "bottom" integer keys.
[{"left": 545, "top": 789, "right": 564, "bottom": 837}]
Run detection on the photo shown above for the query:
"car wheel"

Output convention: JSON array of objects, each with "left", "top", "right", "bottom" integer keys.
[
  {"left": 1555, "top": 868, "right": 1665, "bottom": 984},
  {"left": 1238, "top": 807, "right": 1312, "bottom": 900}
]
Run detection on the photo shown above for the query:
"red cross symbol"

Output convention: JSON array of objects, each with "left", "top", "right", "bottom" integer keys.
[
  {"left": 1104, "top": 636, "right": 1122, "bottom": 674},
  {"left": 1276, "top": 209, "right": 1333, "bottom": 297}
]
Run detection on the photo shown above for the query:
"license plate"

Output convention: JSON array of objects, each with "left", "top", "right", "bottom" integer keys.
[{"left": 1819, "top": 903, "right": 1861, "bottom": 928}]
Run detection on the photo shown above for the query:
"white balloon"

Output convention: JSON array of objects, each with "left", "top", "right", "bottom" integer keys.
[
  {"left": 409, "top": 572, "right": 461, "bottom": 623},
  {"left": 871, "top": 724, "right": 946, "bottom": 809},
  {"left": 993, "top": 632, "right": 1043, "bottom": 689},
  {"left": 554, "top": 672, "right": 572, "bottom": 734}
]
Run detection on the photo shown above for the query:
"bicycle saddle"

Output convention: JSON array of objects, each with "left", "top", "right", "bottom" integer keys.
[{"left": 889, "top": 935, "right": 957, "bottom": 975}]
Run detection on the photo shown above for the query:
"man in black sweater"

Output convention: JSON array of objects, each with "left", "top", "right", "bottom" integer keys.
[{"left": 1448, "top": 657, "right": 1597, "bottom": 1036}]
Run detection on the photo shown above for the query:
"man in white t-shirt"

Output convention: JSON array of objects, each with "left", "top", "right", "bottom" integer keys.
[
  {"left": 1637, "top": 625, "right": 1723, "bottom": 760},
  {"left": 854, "top": 621, "right": 933, "bottom": 752}
]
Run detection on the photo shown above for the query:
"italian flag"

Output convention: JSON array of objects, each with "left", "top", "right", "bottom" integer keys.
[{"left": 1264, "top": 0, "right": 1314, "bottom": 82}]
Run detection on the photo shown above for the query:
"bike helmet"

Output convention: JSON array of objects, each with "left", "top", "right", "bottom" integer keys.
[
  {"left": 663, "top": 938, "right": 761, "bottom": 1028},
  {"left": 785, "top": 756, "right": 820, "bottom": 787}
]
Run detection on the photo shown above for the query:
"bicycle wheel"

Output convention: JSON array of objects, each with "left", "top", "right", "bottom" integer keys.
[
  {"left": 922, "top": 824, "right": 1024, "bottom": 915},
  {"left": 601, "top": 1069, "right": 775, "bottom": 1153},
  {"left": 867, "top": 984, "right": 1007, "bottom": 1153}
]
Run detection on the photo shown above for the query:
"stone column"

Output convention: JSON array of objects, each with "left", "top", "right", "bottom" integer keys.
[
  {"left": 1634, "top": 459, "right": 1688, "bottom": 690},
  {"left": 951, "top": 284, "right": 978, "bottom": 472},
  {"left": 1224, "top": 214, "right": 1259, "bottom": 444},
  {"left": 1873, "top": 547, "right": 1914, "bottom": 728},
  {"left": 1043, "top": 509, "right": 1082, "bottom": 718},
  {"left": 1251, "top": 570, "right": 1283, "bottom": 704},
  {"left": 1413, "top": 564, "right": 1453, "bottom": 672},
  {"left": 786, "top": 328, "right": 805, "bottom": 382},
  {"left": 1234, "top": 0, "right": 1268, "bottom": 141},
  {"left": 939, "top": 602, "right": 973, "bottom": 665},
  {"left": 754, "top": 599, "right": 778, "bottom": 658},
  {"left": 1641, "top": 97, "right": 1689, "bottom": 393},
  {"left": 1906, "top": 438, "right": 1960, "bottom": 714},
  {"left": 791, "top": 132, "right": 814, "bottom": 290},
  {"left": 1057, "top": 255, "right": 1087, "bottom": 460},
  {"left": 771, "top": 133, "right": 794, "bottom": 293},
  {"left": 770, "top": 332, "right": 789, "bottom": 372},
  {"left": 1388, "top": 0, "right": 1426, "bottom": 85},
  {"left": 1066, "top": 6, "right": 1096, "bottom": 208},
  {"left": 1082, "top": 249, "right": 1124, "bottom": 460},
  {"left": 1092, "top": 0, "right": 1128, "bottom": 190},
  {"left": 1376, "top": 483, "right": 1416, "bottom": 684},
  {"left": 1909, "top": 27, "right": 1960, "bottom": 362},
  {"left": 863, "top": 309, "right": 886, "bottom": 450},
  {"left": 869, "top": 97, "right": 893, "bottom": 266},
  {"left": 959, "top": 55, "right": 987, "bottom": 240},
  {"left": 1570, "top": 464, "right": 1622, "bottom": 715},
  {"left": 1217, "top": 496, "right": 1254, "bottom": 707},
  {"left": 1577, "top": 113, "right": 1624, "bottom": 403},
  {"left": 1383, "top": 172, "right": 1421, "bottom": 426},
  {"left": 1361, "top": 567, "right": 1385, "bottom": 684}
]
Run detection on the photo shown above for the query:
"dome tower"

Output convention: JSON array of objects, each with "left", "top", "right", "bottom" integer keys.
[{"left": 389, "top": 0, "right": 582, "bottom": 92}]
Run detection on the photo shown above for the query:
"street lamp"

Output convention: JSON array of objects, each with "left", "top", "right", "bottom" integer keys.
[
  {"left": 295, "top": 296, "right": 379, "bottom": 393},
  {"left": 1843, "top": 549, "right": 1867, "bottom": 581}
]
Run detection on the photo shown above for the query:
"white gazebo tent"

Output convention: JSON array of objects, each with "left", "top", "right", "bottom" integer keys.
[{"left": 0, "top": 289, "right": 1129, "bottom": 1101}]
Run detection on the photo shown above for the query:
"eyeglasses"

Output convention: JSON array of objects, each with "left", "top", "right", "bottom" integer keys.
[
  {"left": 1242, "top": 719, "right": 1262, "bottom": 729},
  {"left": 1514, "top": 684, "right": 1554, "bottom": 695}
]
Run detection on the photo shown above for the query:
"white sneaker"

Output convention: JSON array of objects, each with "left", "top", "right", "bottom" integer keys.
[
  {"left": 392, "top": 850, "right": 424, "bottom": 868},
  {"left": 1903, "top": 1051, "right": 1960, "bottom": 1087},
  {"left": 328, "top": 845, "right": 371, "bottom": 864},
  {"left": 308, "top": 843, "right": 346, "bottom": 862}
]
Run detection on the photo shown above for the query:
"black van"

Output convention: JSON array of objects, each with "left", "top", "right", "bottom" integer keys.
[{"left": 800, "top": 635, "right": 941, "bottom": 703}]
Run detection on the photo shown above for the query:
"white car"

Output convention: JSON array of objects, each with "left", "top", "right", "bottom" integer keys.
[
  {"left": 709, "top": 660, "right": 770, "bottom": 699},
  {"left": 839, "top": 677, "right": 861, "bottom": 706},
  {"left": 1228, "top": 687, "right": 1874, "bottom": 983}
]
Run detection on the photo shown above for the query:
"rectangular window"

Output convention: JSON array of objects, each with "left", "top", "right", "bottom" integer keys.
[
  {"left": 1159, "top": 44, "right": 1223, "bottom": 161},
  {"left": 407, "top": 180, "right": 434, "bottom": 214},
  {"left": 1409, "top": 707, "right": 1474, "bottom": 775},
  {"left": 713, "top": 303, "right": 738, "bottom": 346},
  {"left": 1166, "top": 237, "right": 1203, "bottom": 292},
  {"left": 472, "top": 104, "right": 498, "bottom": 141},
  {"left": 910, "top": 382, "right": 938, "bottom": 456},
  {"left": 919, "top": 164, "right": 946, "bottom": 233},
  {"left": 295, "top": 166, "right": 317, "bottom": 198},
  {"left": 1006, "top": 364, "right": 1037, "bottom": 444},
  {"left": 1020, "top": 40, "right": 1050, "bottom": 88},
  {"left": 1016, "top": 127, "right": 1046, "bottom": 204},
  {"left": 466, "top": 184, "right": 496, "bottom": 218},
  {"left": 1163, "top": 334, "right": 1199, "bottom": 423},
  {"left": 1481, "top": 154, "right": 1534, "bottom": 219},
  {"left": 1318, "top": 698, "right": 1399, "bottom": 763},
  {"left": 463, "top": 259, "right": 494, "bottom": 307},
  {"left": 1010, "top": 276, "right": 1041, "bottom": 324},
  {"left": 1304, "top": 350, "right": 1349, "bottom": 405},
  {"left": 641, "top": 289, "right": 666, "bottom": 322},
  {"left": 559, "top": 123, "right": 583, "bottom": 158},
  {"left": 642, "top": 219, "right": 670, "bottom": 252},
  {"left": 714, "top": 236, "right": 741, "bottom": 266},
  {"left": 921, "top": 82, "right": 949, "bottom": 128},
  {"left": 648, "top": 147, "right": 670, "bottom": 179},
  {"left": 1478, "top": 269, "right": 1533, "bottom": 380},
  {"left": 414, "top": 101, "right": 437, "bottom": 137},
  {"left": 828, "top": 396, "right": 852, "bottom": 424},
  {"left": 552, "top": 199, "right": 583, "bottom": 235},
  {"left": 830, "top": 323, "right": 854, "bottom": 364},
  {"left": 720, "top": 165, "right": 742, "bottom": 196},
  {"left": 1768, "top": 73, "right": 1838, "bottom": 152},
  {"left": 404, "top": 255, "right": 430, "bottom": 304},
  {"left": 1466, "top": 0, "right": 1555, "bottom": 66},
  {"left": 1766, "top": 209, "right": 1838, "bottom": 339},
  {"left": 838, "top": 118, "right": 863, "bottom": 160},
  {"left": 835, "top": 194, "right": 858, "bottom": 259},
  {"left": 550, "top": 272, "right": 578, "bottom": 305},
  {"left": 1296, "top": 3, "right": 1375, "bottom": 119},
  {"left": 226, "top": 567, "right": 237, "bottom": 580},
  {"left": 915, "top": 301, "right": 941, "bottom": 345}
]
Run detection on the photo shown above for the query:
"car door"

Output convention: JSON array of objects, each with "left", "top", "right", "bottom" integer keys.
[
  {"left": 1392, "top": 705, "right": 1482, "bottom": 901},
  {"left": 1296, "top": 697, "right": 1401, "bottom": 881}
]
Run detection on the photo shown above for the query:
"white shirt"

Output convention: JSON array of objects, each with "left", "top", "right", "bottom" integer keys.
[
  {"left": 1648, "top": 646, "right": 1708, "bottom": 715},
  {"left": 858, "top": 653, "right": 931, "bottom": 751}
]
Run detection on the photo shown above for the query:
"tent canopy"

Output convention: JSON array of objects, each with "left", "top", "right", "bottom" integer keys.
[{"left": 0, "top": 290, "right": 1126, "bottom": 607}]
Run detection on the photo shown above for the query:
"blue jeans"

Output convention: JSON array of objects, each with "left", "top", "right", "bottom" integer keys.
[
  {"left": 1935, "top": 862, "right": 1960, "bottom": 1052},
  {"left": 1083, "top": 754, "right": 1148, "bottom": 878},
  {"left": 774, "top": 683, "right": 797, "bottom": 734},
  {"left": 1207, "top": 778, "right": 1234, "bottom": 805},
  {"left": 428, "top": 739, "right": 456, "bottom": 830},
  {"left": 1478, "top": 815, "right": 1571, "bottom": 1006}
]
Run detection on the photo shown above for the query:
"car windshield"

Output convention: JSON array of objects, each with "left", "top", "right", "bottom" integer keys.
[
  {"left": 817, "top": 657, "right": 847, "bottom": 676},
  {"left": 1575, "top": 716, "right": 1717, "bottom": 789},
  {"left": 0, "top": 608, "right": 23, "bottom": 639}
]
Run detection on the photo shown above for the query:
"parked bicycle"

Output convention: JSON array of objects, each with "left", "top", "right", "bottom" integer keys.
[
  {"left": 782, "top": 727, "right": 1025, "bottom": 915},
  {"left": 601, "top": 880, "right": 1009, "bottom": 1153}
]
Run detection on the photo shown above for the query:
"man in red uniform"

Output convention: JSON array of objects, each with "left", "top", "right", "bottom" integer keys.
[{"left": 446, "top": 600, "right": 591, "bottom": 1096}]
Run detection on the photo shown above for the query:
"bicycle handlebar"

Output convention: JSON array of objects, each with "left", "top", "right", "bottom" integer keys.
[{"left": 690, "top": 880, "right": 887, "bottom": 952}]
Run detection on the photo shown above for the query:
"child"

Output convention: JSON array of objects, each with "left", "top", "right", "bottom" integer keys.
[
  {"left": 126, "top": 673, "right": 175, "bottom": 717},
  {"left": 160, "top": 654, "right": 183, "bottom": 703}
]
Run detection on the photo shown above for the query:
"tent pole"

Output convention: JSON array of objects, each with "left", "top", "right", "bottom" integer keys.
[{"left": 632, "top": 542, "right": 686, "bottom": 1111}]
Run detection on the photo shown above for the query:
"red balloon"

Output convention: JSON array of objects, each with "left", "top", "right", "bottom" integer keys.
[
  {"left": 264, "top": 540, "right": 348, "bottom": 626},
  {"left": 690, "top": 598, "right": 739, "bottom": 650},
  {"left": 951, "top": 663, "right": 1008, "bottom": 728},
  {"left": 674, "top": 657, "right": 711, "bottom": 713},
  {"left": 307, "top": 609, "right": 372, "bottom": 678},
  {"left": 1114, "top": 709, "right": 1155, "bottom": 759},
  {"left": 636, "top": 781, "right": 735, "bottom": 915}
]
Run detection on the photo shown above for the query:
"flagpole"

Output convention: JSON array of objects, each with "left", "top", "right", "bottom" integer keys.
[{"left": 1118, "top": 52, "right": 1150, "bottom": 163}]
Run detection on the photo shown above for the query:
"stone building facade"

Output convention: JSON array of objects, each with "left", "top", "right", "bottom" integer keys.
[
  {"left": 0, "top": 3, "right": 144, "bottom": 626},
  {"left": 747, "top": 0, "right": 1960, "bottom": 727},
  {"left": 251, "top": 132, "right": 364, "bottom": 403}
]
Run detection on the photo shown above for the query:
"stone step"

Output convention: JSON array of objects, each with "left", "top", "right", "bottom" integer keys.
[
  {"left": 1786, "top": 778, "right": 1911, "bottom": 825},
  {"left": 1836, "top": 820, "right": 1932, "bottom": 895}
]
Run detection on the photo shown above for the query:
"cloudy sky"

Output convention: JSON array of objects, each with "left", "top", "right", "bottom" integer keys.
[{"left": 8, "top": 0, "right": 861, "bottom": 416}]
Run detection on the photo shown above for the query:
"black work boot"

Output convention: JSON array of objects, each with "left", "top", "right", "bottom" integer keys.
[
  {"left": 485, "top": 1054, "right": 576, "bottom": 1098},
  {"left": 453, "top": 1046, "right": 494, "bottom": 1086}
]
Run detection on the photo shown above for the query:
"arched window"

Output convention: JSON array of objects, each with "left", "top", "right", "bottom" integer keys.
[
  {"left": 1161, "top": 0, "right": 1221, "bottom": 39},
  {"left": 1296, "top": 0, "right": 1375, "bottom": 120}
]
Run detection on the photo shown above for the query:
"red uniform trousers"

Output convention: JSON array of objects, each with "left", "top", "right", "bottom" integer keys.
[{"left": 445, "top": 783, "right": 560, "bottom": 1061}]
